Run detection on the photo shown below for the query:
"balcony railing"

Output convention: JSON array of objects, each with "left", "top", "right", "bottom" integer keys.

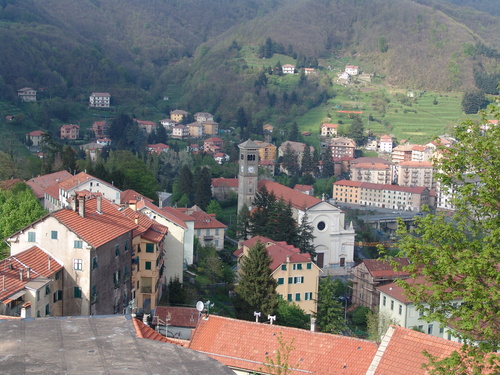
[{"left": 141, "top": 286, "right": 152, "bottom": 293}]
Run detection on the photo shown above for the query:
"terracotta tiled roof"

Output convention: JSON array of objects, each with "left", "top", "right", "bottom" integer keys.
[
  {"left": 25, "top": 171, "right": 72, "bottom": 198},
  {"left": 0, "top": 179, "right": 22, "bottom": 190},
  {"left": 321, "top": 123, "right": 339, "bottom": 128},
  {"left": 211, "top": 178, "right": 238, "bottom": 188},
  {"left": 294, "top": 184, "right": 312, "bottom": 193},
  {"left": 52, "top": 197, "right": 137, "bottom": 248},
  {"left": 335, "top": 180, "right": 428, "bottom": 194},
  {"left": 204, "top": 137, "right": 223, "bottom": 143},
  {"left": 380, "top": 135, "right": 392, "bottom": 141},
  {"left": 160, "top": 206, "right": 194, "bottom": 229},
  {"left": 399, "top": 161, "right": 433, "bottom": 167},
  {"left": 279, "top": 140, "right": 312, "bottom": 153},
  {"left": 411, "top": 145, "right": 426, "bottom": 151},
  {"left": 44, "top": 184, "right": 60, "bottom": 200},
  {"left": 368, "top": 325, "right": 464, "bottom": 375},
  {"left": 121, "top": 207, "right": 167, "bottom": 243},
  {"left": 351, "top": 157, "right": 391, "bottom": 165},
  {"left": 0, "top": 246, "right": 63, "bottom": 303},
  {"left": 238, "top": 236, "right": 312, "bottom": 272},
  {"left": 361, "top": 258, "right": 411, "bottom": 278},
  {"left": 27, "top": 130, "right": 45, "bottom": 137},
  {"left": 352, "top": 162, "right": 391, "bottom": 170},
  {"left": 189, "top": 315, "right": 378, "bottom": 375},
  {"left": 132, "top": 318, "right": 187, "bottom": 346},
  {"left": 58, "top": 171, "right": 113, "bottom": 191},
  {"left": 377, "top": 276, "right": 433, "bottom": 304},
  {"left": 334, "top": 180, "right": 363, "bottom": 187},
  {"left": 154, "top": 306, "right": 200, "bottom": 328},
  {"left": 259, "top": 160, "right": 275, "bottom": 166},
  {"left": 91, "top": 92, "right": 110, "bottom": 97},
  {"left": 258, "top": 180, "right": 321, "bottom": 211},
  {"left": 188, "top": 209, "right": 227, "bottom": 230},
  {"left": 121, "top": 189, "right": 153, "bottom": 204}
]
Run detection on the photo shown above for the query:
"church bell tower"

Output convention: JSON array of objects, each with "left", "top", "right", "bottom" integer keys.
[{"left": 238, "top": 139, "right": 259, "bottom": 212}]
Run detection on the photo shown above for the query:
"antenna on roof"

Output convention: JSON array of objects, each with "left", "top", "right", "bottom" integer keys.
[
  {"left": 254, "top": 311, "right": 261, "bottom": 323},
  {"left": 268, "top": 315, "right": 276, "bottom": 325}
]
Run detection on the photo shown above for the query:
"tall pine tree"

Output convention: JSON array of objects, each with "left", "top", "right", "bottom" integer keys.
[{"left": 235, "top": 240, "right": 278, "bottom": 319}]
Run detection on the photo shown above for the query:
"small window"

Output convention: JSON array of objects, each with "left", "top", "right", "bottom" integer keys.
[
  {"left": 74, "top": 240, "right": 83, "bottom": 248},
  {"left": 28, "top": 232, "right": 36, "bottom": 242},
  {"left": 295, "top": 293, "right": 301, "bottom": 301},
  {"left": 278, "top": 278, "right": 284, "bottom": 285},
  {"left": 281, "top": 264, "right": 286, "bottom": 271},
  {"left": 288, "top": 277, "right": 293, "bottom": 284},
  {"left": 146, "top": 244, "right": 154, "bottom": 253},
  {"left": 287, "top": 294, "right": 292, "bottom": 302},
  {"left": 317, "top": 221, "right": 326, "bottom": 231},
  {"left": 124, "top": 240, "right": 129, "bottom": 252},
  {"left": 428, "top": 324, "right": 433, "bottom": 335},
  {"left": 399, "top": 304, "right": 402, "bottom": 315},
  {"left": 51, "top": 231, "right": 58, "bottom": 240},
  {"left": 92, "top": 257, "right": 98, "bottom": 269},
  {"left": 145, "top": 261, "right": 152, "bottom": 270},
  {"left": 294, "top": 276, "right": 304, "bottom": 284},
  {"left": 74, "top": 287, "right": 82, "bottom": 299},
  {"left": 115, "top": 245, "right": 120, "bottom": 257},
  {"left": 74, "top": 259, "right": 83, "bottom": 271},
  {"left": 307, "top": 263, "right": 312, "bottom": 270},
  {"left": 36, "top": 290, "right": 40, "bottom": 301},
  {"left": 293, "top": 264, "right": 303, "bottom": 270},
  {"left": 45, "top": 285, "right": 51, "bottom": 296},
  {"left": 390, "top": 300, "right": 394, "bottom": 310},
  {"left": 45, "top": 304, "right": 50, "bottom": 316},
  {"left": 305, "top": 292, "right": 312, "bottom": 301}
]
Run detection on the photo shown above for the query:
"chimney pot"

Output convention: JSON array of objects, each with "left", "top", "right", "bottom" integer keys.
[{"left": 19, "top": 268, "right": 23, "bottom": 281}]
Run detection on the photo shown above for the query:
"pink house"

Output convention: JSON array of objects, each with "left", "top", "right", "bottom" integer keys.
[
  {"left": 60, "top": 124, "right": 80, "bottom": 140},
  {"left": 203, "top": 137, "right": 224, "bottom": 153}
]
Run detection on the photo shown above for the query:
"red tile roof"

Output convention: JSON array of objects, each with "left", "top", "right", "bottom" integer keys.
[
  {"left": 27, "top": 130, "right": 45, "bottom": 137},
  {"left": 369, "top": 325, "right": 464, "bottom": 375},
  {"left": 52, "top": 197, "right": 137, "bottom": 248},
  {"left": 58, "top": 172, "right": 112, "bottom": 191},
  {"left": 0, "top": 246, "right": 63, "bottom": 303},
  {"left": 361, "top": 258, "right": 411, "bottom": 278},
  {"left": 377, "top": 276, "right": 433, "bottom": 304},
  {"left": 0, "top": 179, "right": 22, "bottom": 190},
  {"left": 153, "top": 306, "right": 200, "bottom": 328},
  {"left": 258, "top": 180, "right": 321, "bottom": 211},
  {"left": 188, "top": 209, "right": 227, "bottom": 230},
  {"left": 121, "top": 207, "right": 168, "bottom": 243},
  {"left": 399, "top": 161, "right": 433, "bottom": 167},
  {"left": 121, "top": 189, "right": 153, "bottom": 204},
  {"left": 132, "top": 318, "right": 187, "bottom": 346},
  {"left": 211, "top": 178, "right": 238, "bottom": 188},
  {"left": 189, "top": 315, "right": 378, "bottom": 375},
  {"left": 25, "top": 171, "right": 72, "bottom": 199}
]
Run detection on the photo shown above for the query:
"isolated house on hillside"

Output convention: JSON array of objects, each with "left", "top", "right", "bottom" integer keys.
[
  {"left": 26, "top": 130, "right": 46, "bottom": 147},
  {"left": 17, "top": 87, "right": 36, "bottom": 102},
  {"left": 282, "top": 64, "right": 295, "bottom": 74},
  {"left": 60, "top": 124, "right": 80, "bottom": 140},
  {"left": 89, "top": 92, "right": 110, "bottom": 108}
]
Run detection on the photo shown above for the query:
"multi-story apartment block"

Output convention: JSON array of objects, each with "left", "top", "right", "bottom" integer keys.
[
  {"left": 7, "top": 194, "right": 137, "bottom": 316},
  {"left": 202, "top": 120, "right": 219, "bottom": 136},
  {"left": 194, "top": 112, "right": 214, "bottom": 123},
  {"left": 334, "top": 180, "right": 430, "bottom": 211},
  {"left": 282, "top": 64, "right": 295, "bottom": 74},
  {"left": 329, "top": 137, "right": 355, "bottom": 160},
  {"left": 351, "top": 258, "right": 411, "bottom": 310},
  {"left": 60, "top": 124, "right": 80, "bottom": 140},
  {"left": 392, "top": 144, "right": 414, "bottom": 164},
  {"left": 89, "top": 92, "right": 110, "bottom": 108},
  {"left": 254, "top": 140, "right": 277, "bottom": 162},
  {"left": 170, "top": 109, "right": 189, "bottom": 123},
  {"left": 171, "top": 124, "right": 188, "bottom": 139},
  {"left": 17, "top": 87, "right": 37, "bottom": 102},
  {"left": 235, "top": 236, "right": 321, "bottom": 314},
  {"left": 187, "top": 122, "right": 203, "bottom": 138},
  {"left": 350, "top": 157, "right": 392, "bottom": 184},
  {"left": 379, "top": 135, "right": 393, "bottom": 153},
  {"left": 411, "top": 145, "right": 432, "bottom": 162},
  {"left": 396, "top": 161, "right": 435, "bottom": 189},
  {"left": 122, "top": 202, "right": 168, "bottom": 312},
  {"left": 0, "top": 246, "right": 63, "bottom": 318}
]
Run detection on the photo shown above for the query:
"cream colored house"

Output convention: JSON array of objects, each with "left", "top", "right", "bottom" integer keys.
[
  {"left": 396, "top": 161, "right": 435, "bottom": 189},
  {"left": 350, "top": 157, "right": 392, "bottom": 185},
  {"left": 89, "top": 92, "right": 110, "bottom": 108},
  {"left": 170, "top": 109, "right": 189, "bottom": 122},
  {"left": 235, "top": 236, "right": 321, "bottom": 315}
]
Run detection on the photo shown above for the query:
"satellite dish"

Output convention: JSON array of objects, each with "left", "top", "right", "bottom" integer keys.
[{"left": 196, "top": 301, "right": 204, "bottom": 312}]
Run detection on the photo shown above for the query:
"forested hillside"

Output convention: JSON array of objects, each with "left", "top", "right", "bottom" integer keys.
[{"left": 0, "top": 0, "right": 498, "bottom": 121}]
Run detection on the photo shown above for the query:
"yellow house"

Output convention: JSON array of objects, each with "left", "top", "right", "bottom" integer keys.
[
  {"left": 254, "top": 140, "right": 277, "bottom": 162},
  {"left": 332, "top": 180, "right": 362, "bottom": 204},
  {"left": 123, "top": 201, "right": 168, "bottom": 312},
  {"left": 170, "top": 109, "right": 189, "bottom": 123},
  {"left": 236, "top": 236, "right": 321, "bottom": 315}
]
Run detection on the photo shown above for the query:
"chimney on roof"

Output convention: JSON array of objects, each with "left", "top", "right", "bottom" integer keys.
[
  {"left": 78, "top": 193, "right": 85, "bottom": 218},
  {"left": 286, "top": 255, "right": 290, "bottom": 263},
  {"left": 71, "top": 192, "right": 78, "bottom": 212},
  {"left": 48, "top": 256, "right": 51, "bottom": 271},
  {"left": 310, "top": 317, "right": 316, "bottom": 332},
  {"left": 96, "top": 193, "right": 102, "bottom": 213},
  {"left": 26, "top": 267, "right": 30, "bottom": 279},
  {"left": 129, "top": 199, "right": 137, "bottom": 211},
  {"left": 19, "top": 268, "right": 23, "bottom": 281},
  {"left": 134, "top": 214, "right": 139, "bottom": 225}
]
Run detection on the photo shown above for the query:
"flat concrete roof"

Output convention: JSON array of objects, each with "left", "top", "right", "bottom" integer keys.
[{"left": 0, "top": 315, "right": 234, "bottom": 375}]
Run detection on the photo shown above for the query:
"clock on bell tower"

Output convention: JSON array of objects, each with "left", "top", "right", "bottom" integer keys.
[{"left": 237, "top": 139, "right": 259, "bottom": 212}]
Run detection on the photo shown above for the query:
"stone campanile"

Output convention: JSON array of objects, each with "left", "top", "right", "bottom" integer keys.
[{"left": 237, "top": 139, "right": 259, "bottom": 212}]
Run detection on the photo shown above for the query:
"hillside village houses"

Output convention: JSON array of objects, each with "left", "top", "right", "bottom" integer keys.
[
  {"left": 91, "top": 120, "right": 109, "bottom": 137},
  {"left": 26, "top": 130, "right": 45, "bottom": 147},
  {"left": 282, "top": 63, "right": 295, "bottom": 74},
  {"left": 379, "top": 134, "right": 393, "bottom": 153},
  {"left": 89, "top": 92, "right": 110, "bottom": 108},
  {"left": 235, "top": 236, "right": 321, "bottom": 315},
  {"left": 170, "top": 109, "right": 189, "bottom": 122},
  {"left": 171, "top": 124, "right": 188, "bottom": 139},
  {"left": 320, "top": 123, "right": 338, "bottom": 137},
  {"left": 135, "top": 119, "right": 157, "bottom": 134},
  {"left": 345, "top": 64, "right": 359, "bottom": 75},
  {"left": 350, "top": 157, "right": 392, "bottom": 184}
]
